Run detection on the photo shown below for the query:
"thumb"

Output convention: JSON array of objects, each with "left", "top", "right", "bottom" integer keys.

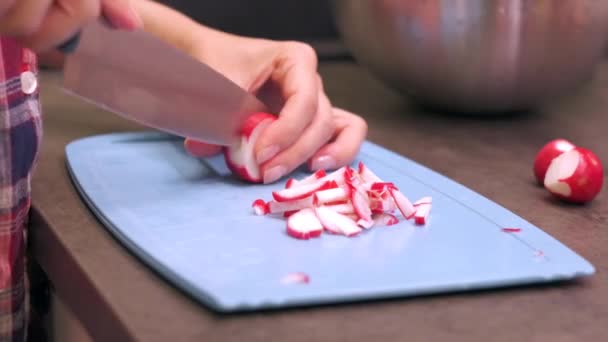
[{"left": 101, "top": 0, "right": 142, "bottom": 30}]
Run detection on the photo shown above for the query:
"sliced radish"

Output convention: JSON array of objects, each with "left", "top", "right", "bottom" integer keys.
[
  {"left": 223, "top": 112, "right": 276, "bottom": 183},
  {"left": 295, "top": 169, "right": 326, "bottom": 186},
  {"left": 283, "top": 210, "right": 298, "bottom": 218},
  {"left": 313, "top": 186, "right": 350, "bottom": 205},
  {"left": 286, "top": 208, "right": 323, "bottom": 240},
  {"left": 252, "top": 199, "right": 269, "bottom": 215},
  {"left": 501, "top": 227, "right": 522, "bottom": 233},
  {"left": 414, "top": 202, "right": 431, "bottom": 225},
  {"left": 544, "top": 147, "right": 603, "bottom": 203},
  {"left": 314, "top": 205, "right": 362, "bottom": 237},
  {"left": 533, "top": 138, "right": 575, "bottom": 184},
  {"left": 272, "top": 179, "right": 334, "bottom": 202},
  {"left": 389, "top": 188, "right": 416, "bottom": 219},
  {"left": 268, "top": 196, "right": 314, "bottom": 214},
  {"left": 324, "top": 202, "right": 355, "bottom": 215},
  {"left": 281, "top": 272, "right": 310, "bottom": 285},
  {"left": 357, "top": 218, "right": 375, "bottom": 229},
  {"left": 358, "top": 161, "right": 383, "bottom": 183},
  {"left": 372, "top": 213, "right": 400, "bottom": 226},
  {"left": 350, "top": 185, "right": 373, "bottom": 225}
]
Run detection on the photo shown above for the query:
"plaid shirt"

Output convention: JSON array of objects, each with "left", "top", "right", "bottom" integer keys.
[{"left": 0, "top": 37, "right": 42, "bottom": 342}]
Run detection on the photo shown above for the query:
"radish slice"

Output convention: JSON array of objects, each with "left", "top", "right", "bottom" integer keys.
[
  {"left": 324, "top": 202, "right": 355, "bottom": 214},
  {"left": 313, "top": 186, "right": 350, "bottom": 205},
  {"left": 372, "top": 213, "right": 400, "bottom": 226},
  {"left": 389, "top": 188, "right": 416, "bottom": 219},
  {"left": 350, "top": 185, "right": 373, "bottom": 225},
  {"left": 502, "top": 227, "right": 522, "bottom": 233},
  {"left": 268, "top": 196, "right": 314, "bottom": 213},
  {"left": 286, "top": 208, "right": 323, "bottom": 240},
  {"left": 281, "top": 272, "right": 310, "bottom": 285},
  {"left": 295, "top": 169, "right": 326, "bottom": 186},
  {"left": 414, "top": 203, "right": 431, "bottom": 225},
  {"left": 357, "top": 218, "right": 375, "bottom": 229},
  {"left": 252, "top": 199, "right": 269, "bottom": 215},
  {"left": 223, "top": 113, "right": 276, "bottom": 183},
  {"left": 358, "top": 161, "right": 383, "bottom": 183},
  {"left": 272, "top": 179, "right": 334, "bottom": 202},
  {"left": 314, "top": 205, "right": 362, "bottom": 237}
]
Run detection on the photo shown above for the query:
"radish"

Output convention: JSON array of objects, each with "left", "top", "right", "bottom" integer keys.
[
  {"left": 389, "top": 187, "right": 416, "bottom": 219},
  {"left": 312, "top": 186, "right": 350, "bottom": 205},
  {"left": 281, "top": 272, "right": 310, "bottom": 285},
  {"left": 314, "top": 205, "right": 362, "bottom": 237},
  {"left": 252, "top": 199, "right": 269, "bottom": 215},
  {"left": 413, "top": 197, "right": 432, "bottom": 225},
  {"left": 543, "top": 147, "right": 604, "bottom": 203},
  {"left": 267, "top": 196, "right": 314, "bottom": 214},
  {"left": 358, "top": 161, "right": 383, "bottom": 183},
  {"left": 286, "top": 208, "right": 323, "bottom": 240},
  {"left": 224, "top": 112, "right": 276, "bottom": 183},
  {"left": 533, "top": 139, "right": 575, "bottom": 184},
  {"left": 272, "top": 179, "right": 334, "bottom": 202},
  {"left": 250, "top": 163, "right": 433, "bottom": 239},
  {"left": 372, "top": 213, "right": 400, "bottom": 226}
]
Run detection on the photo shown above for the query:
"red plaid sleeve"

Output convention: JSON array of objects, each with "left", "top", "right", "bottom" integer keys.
[{"left": 0, "top": 37, "right": 43, "bottom": 342}]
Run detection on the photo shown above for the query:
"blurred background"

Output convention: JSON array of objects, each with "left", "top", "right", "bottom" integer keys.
[{"left": 153, "top": 0, "right": 349, "bottom": 59}]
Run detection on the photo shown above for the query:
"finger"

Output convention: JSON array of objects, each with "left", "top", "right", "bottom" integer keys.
[
  {"left": 0, "top": 0, "right": 18, "bottom": 19},
  {"left": 260, "top": 84, "right": 335, "bottom": 184},
  {"left": 0, "top": 0, "right": 52, "bottom": 36},
  {"left": 308, "top": 108, "right": 368, "bottom": 171},
  {"left": 183, "top": 139, "right": 223, "bottom": 157},
  {"left": 253, "top": 42, "right": 320, "bottom": 166},
  {"left": 18, "top": 0, "right": 101, "bottom": 52},
  {"left": 101, "top": 0, "right": 142, "bottom": 30}
]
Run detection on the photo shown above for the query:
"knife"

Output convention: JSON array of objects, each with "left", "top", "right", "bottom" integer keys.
[{"left": 61, "top": 20, "right": 269, "bottom": 146}]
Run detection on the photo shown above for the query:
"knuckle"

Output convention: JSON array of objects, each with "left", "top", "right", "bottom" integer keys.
[{"left": 286, "top": 41, "right": 318, "bottom": 66}]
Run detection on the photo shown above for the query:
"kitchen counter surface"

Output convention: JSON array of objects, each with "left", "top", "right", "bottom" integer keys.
[{"left": 30, "top": 61, "right": 607, "bottom": 341}]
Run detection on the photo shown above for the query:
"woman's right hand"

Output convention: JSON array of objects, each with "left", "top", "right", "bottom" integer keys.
[{"left": 0, "top": 0, "right": 142, "bottom": 52}]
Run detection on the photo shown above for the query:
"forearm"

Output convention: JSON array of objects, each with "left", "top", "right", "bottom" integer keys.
[{"left": 133, "top": 0, "right": 231, "bottom": 60}]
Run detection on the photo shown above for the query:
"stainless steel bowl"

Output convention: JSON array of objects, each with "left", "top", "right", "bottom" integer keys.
[{"left": 331, "top": 0, "right": 608, "bottom": 113}]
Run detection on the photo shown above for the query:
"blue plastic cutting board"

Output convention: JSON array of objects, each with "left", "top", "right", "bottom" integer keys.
[{"left": 65, "top": 132, "right": 594, "bottom": 312}]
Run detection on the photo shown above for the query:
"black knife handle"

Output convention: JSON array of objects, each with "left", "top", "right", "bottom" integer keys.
[{"left": 57, "top": 32, "right": 81, "bottom": 54}]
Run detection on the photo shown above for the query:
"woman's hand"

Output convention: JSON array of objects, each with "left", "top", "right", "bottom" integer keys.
[
  {"left": 0, "top": 0, "right": 142, "bottom": 51},
  {"left": 183, "top": 34, "right": 368, "bottom": 184}
]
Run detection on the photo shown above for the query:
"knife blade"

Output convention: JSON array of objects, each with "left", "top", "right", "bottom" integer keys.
[{"left": 61, "top": 20, "right": 269, "bottom": 146}]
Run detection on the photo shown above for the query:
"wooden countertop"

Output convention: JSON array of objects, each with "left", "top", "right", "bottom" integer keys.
[{"left": 30, "top": 61, "right": 607, "bottom": 342}]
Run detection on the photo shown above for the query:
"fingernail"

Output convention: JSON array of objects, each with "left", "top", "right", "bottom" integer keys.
[
  {"left": 311, "top": 156, "right": 336, "bottom": 171},
  {"left": 257, "top": 145, "right": 279, "bottom": 164},
  {"left": 263, "top": 165, "right": 287, "bottom": 184}
]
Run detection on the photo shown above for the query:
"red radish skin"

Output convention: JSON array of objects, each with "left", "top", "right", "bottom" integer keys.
[
  {"left": 372, "top": 213, "right": 400, "bottom": 226},
  {"left": 283, "top": 210, "right": 298, "bottom": 218},
  {"left": 358, "top": 161, "right": 383, "bottom": 183},
  {"left": 501, "top": 227, "right": 522, "bottom": 233},
  {"left": 272, "top": 179, "right": 334, "bottom": 202},
  {"left": 313, "top": 186, "right": 350, "bottom": 205},
  {"left": 533, "top": 138, "right": 575, "bottom": 184},
  {"left": 224, "top": 112, "right": 276, "bottom": 183},
  {"left": 281, "top": 272, "right": 310, "bottom": 285},
  {"left": 414, "top": 203, "right": 431, "bottom": 225},
  {"left": 389, "top": 188, "right": 416, "bottom": 219},
  {"left": 252, "top": 199, "right": 269, "bottom": 215},
  {"left": 268, "top": 196, "right": 314, "bottom": 214},
  {"left": 286, "top": 208, "right": 323, "bottom": 240},
  {"left": 314, "top": 205, "right": 362, "bottom": 237},
  {"left": 543, "top": 147, "right": 604, "bottom": 203}
]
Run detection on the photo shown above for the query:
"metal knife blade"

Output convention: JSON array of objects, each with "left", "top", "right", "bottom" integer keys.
[{"left": 62, "top": 20, "right": 269, "bottom": 146}]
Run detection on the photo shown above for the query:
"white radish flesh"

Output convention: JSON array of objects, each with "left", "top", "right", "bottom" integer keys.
[
  {"left": 314, "top": 205, "right": 362, "bottom": 237},
  {"left": 286, "top": 208, "right": 323, "bottom": 240},
  {"left": 389, "top": 188, "right": 416, "bottom": 219}
]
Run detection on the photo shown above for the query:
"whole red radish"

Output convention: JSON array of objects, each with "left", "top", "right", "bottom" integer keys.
[
  {"left": 543, "top": 147, "right": 603, "bottom": 203},
  {"left": 533, "top": 139, "right": 575, "bottom": 184},
  {"left": 223, "top": 112, "right": 276, "bottom": 183}
]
